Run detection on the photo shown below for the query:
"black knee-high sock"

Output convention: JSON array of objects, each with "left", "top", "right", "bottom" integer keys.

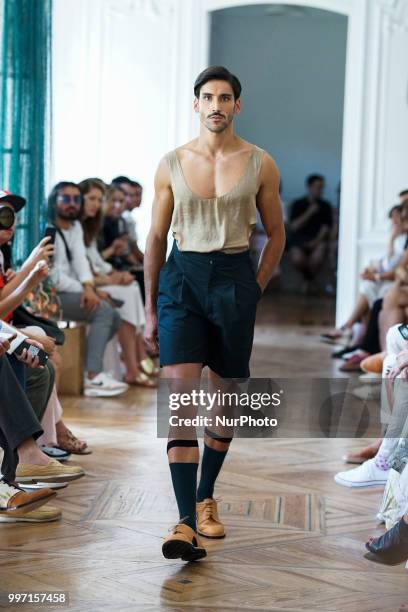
[
  {"left": 168, "top": 440, "right": 198, "bottom": 531},
  {"left": 197, "top": 431, "right": 232, "bottom": 502}
]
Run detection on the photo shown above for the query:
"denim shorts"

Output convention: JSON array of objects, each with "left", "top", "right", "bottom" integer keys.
[{"left": 157, "top": 241, "right": 262, "bottom": 378}]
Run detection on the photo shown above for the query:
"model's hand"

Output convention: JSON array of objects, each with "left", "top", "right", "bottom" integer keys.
[
  {"left": 80, "top": 286, "right": 101, "bottom": 313},
  {"left": 16, "top": 339, "right": 44, "bottom": 369},
  {"left": 144, "top": 311, "right": 159, "bottom": 354}
]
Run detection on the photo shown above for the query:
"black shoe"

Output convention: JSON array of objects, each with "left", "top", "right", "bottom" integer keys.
[
  {"left": 332, "top": 345, "right": 357, "bottom": 359},
  {"left": 365, "top": 517, "right": 408, "bottom": 565}
]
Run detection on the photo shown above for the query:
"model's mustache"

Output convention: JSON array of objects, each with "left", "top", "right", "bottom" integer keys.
[{"left": 208, "top": 113, "right": 224, "bottom": 118}]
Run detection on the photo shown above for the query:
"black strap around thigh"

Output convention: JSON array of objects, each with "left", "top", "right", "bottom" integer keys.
[
  {"left": 204, "top": 427, "right": 233, "bottom": 444},
  {"left": 167, "top": 439, "right": 199, "bottom": 453}
]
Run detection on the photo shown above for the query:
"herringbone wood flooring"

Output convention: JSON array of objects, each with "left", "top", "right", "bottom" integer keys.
[{"left": 0, "top": 295, "right": 406, "bottom": 611}]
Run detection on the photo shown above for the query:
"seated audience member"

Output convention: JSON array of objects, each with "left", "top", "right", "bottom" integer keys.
[
  {"left": 99, "top": 185, "right": 138, "bottom": 272},
  {"left": 0, "top": 340, "right": 59, "bottom": 523},
  {"left": 322, "top": 203, "right": 407, "bottom": 343},
  {"left": 380, "top": 238, "right": 408, "bottom": 348},
  {"left": 112, "top": 176, "right": 145, "bottom": 301},
  {"left": 334, "top": 324, "right": 407, "bottom": 488},
  {"left": 78, "top": 178, "right": 157, "bottom": 386},
  {"left": 48, "top": 181, "right": 128, "bottom": 397},
  {"left": 0, "top": 196, "right": 91, "bottom": 454},
  {"left": 399, "top": 189, "right": 408, "bottom": 205},
  {"left": 288, "top": 174, "right": 333, "bottom": 292}
]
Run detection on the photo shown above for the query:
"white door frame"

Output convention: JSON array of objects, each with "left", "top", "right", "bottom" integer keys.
[{"left": 173, "top": 0, "right": 369, "bottom": 323}]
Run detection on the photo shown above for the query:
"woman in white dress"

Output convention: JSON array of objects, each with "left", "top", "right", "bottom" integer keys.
[{"left": 78, "top": 178, "right": 157, "bottom": 386}]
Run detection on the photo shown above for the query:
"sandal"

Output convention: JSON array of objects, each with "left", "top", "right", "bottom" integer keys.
[
  {"left": 140, "top": 357, "right": 160, "bottom": 377},
  {"left": 57, "top": 429, "right": 92, "bottom": 455},
  {"left": 129, "top": 372, "right": 157, "bottom": 388},
  {"left": 365, "top": 517, "right": 408, "bottom": 565}
]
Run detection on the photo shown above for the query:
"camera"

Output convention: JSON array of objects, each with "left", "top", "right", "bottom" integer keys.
[{"left": 0, "top": 205, "right": 15, "bottom": 230}]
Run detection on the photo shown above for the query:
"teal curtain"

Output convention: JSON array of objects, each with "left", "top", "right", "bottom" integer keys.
[{"left": 0, "top": 0, "right": 52, "bottom": 264}]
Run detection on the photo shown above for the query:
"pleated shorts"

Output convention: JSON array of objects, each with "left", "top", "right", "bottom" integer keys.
[{"left": 157, "top": 241, "right": 262, "bottom": 378}]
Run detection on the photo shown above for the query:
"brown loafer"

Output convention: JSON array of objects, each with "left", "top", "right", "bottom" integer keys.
[
  {"left": 342, "top": 439, "right": 383, "bottom": 464},
  {"left": 196, "top": 498, "right": 225, "bottom": 539},
  {"left": 162, "top": 523, "right": 207, "bottom": 561},
  {"left": 0, "top": 481, "right": 56, "bottom": 514}
]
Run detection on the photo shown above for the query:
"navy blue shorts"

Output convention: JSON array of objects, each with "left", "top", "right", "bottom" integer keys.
[{"left": 157, "top": 241, "right": 262, "bottom": 378}]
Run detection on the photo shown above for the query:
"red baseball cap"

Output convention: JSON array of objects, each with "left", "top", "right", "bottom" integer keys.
[{"left": 0, "top": 189, "right": 26, "bottom": 212}]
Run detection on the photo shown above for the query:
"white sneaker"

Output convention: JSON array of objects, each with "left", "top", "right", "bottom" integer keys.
[
  {"left": 334, "top": 458, "right": 389, "bottom": 488},
  {"left": 352, "top": 384, "right": 381, "bottom": 401},
  {"left": 84, "top": 372, "right": 129, "bottom": 397}
]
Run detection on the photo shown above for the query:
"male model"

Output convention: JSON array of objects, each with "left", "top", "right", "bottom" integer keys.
[{"left": 145, "top": 66, "right": 285, "bottom": 561}]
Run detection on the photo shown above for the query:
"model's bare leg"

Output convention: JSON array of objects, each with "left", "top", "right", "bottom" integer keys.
[{"left": 165, "top": 363, "right": 202, "bottom": 530}]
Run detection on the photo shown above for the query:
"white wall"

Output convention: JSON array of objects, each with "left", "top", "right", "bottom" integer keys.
[
  {"left": 52, "top": 0, "right": 177, "bottom": 247},
  {"left": 210, "top": 5, "right": 347, "bottom": 207}
]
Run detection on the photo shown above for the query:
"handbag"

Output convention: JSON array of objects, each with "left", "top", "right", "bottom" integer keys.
[{"left": 13, "top": 305, "right": 65, "bottom": 346}]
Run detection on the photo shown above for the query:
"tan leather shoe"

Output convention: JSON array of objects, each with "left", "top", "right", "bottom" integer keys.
[
  {"left": 343, "top": 438, "right": 383, "bottom": 464},
  {"left": 0, "top": 481, "right": 56, "bottom": 514},
  {"left": 15, "top": 459, "right": 85, "bottom": 483},
  {"left": 196, "top": 498, "right": 225, "bottom": 539},
  {"left": 162, "top": 523, "right": 207, "bottom": 561},
  {"left": 0, "top": 505, "right": 61, "bottom": 523}
]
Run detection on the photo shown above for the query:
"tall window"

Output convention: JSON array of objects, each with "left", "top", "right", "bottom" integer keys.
[{"left": 0, "top": 0, "right": 52, "bottom": 263}]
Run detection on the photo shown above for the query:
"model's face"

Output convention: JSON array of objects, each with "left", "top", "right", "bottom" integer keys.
[
  {"left": 0, "top": 203, "right": 16, "bottom": 245},
  {"left": 130, "top": 186, "right": 142, "bottom": 209},
  {"left": 56, "top": 186, "right": 81, "bottom": 221},
  {"left": 107, "top": 189, "right": 125, "bottom": 218},
  {"left": 83, "top": 188, "right": 104, "bottom": 219},
  {"left": 309, "top": 180, "right": 324, "bottom": 199},
  {"left": 194, "top": 80, "right": 240, "bottom": 133}
]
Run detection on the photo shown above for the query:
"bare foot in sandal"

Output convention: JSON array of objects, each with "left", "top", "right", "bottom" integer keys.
[{"left": 56, "top": 421, "right": 92, "bottom": 455}]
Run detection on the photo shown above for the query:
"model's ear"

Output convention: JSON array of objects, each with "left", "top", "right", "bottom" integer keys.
[
  {"left": 193, "top": 97, "right": 199, "bottom": 113},
  {"left": 234, "top": 98, "right": 241, "bottom": 116}
]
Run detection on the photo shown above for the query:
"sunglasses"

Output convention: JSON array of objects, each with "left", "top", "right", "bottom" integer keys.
[
  {"left": 57, "top": 194, "right": 82, "bottom": 205},
  {"left": 0, "top": 205, "right": 15, "bottom": 230}
]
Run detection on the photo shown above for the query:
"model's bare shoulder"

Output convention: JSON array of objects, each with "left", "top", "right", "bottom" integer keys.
[
  {"left": 259, "top": 151, "right": 280, "bottom": 183},
  {"left": 175, "top": 139, "right": 200, "bottom": 160}
]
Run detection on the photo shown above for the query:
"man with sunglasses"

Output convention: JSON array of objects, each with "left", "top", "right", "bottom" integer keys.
[{"left": 48, "top": 182, "right": 127, "bottom": 397}]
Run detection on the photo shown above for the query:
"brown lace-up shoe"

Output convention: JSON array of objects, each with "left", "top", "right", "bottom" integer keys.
[
  {"left": 196, "top": 498, "right": 225, "bottom": 539},
  {"left": 162, "top": 523, "right": 207, "bottom": 561}
]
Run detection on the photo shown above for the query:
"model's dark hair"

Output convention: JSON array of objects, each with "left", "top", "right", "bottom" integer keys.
[
  {"left": 47, "top": 181, "right": 80, "bottom": 222},
  {"left": 388, "top": 204, "right": 401, "bottom": 219},
  {"left": 78, "top": 178, "right": 107, "bottom": 247},
  {"left": 306, "top": 174, "right": 324, "bottom": 187},
  {"left": 111, "top": 175, "right": 131, "bottom": 186},
  {"left": 194, "top": 66, "right": 242, "bottom": 100},
  {"left": 399, "top": 189, "right": 408, "bottom": 198}
]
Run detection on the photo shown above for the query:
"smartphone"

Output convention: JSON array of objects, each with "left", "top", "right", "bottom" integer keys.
[
  {"left": 44, "top": 226, "right": 57, "bottom": 245},
  {"left": 398, "top": 324, "right": 408, "bottom": 341},
  {"left": 110, "top": 297, "right": 125, "bottom": 308},
  {"left": 13, "top": 340, "right": 49, "bottom": 366}
]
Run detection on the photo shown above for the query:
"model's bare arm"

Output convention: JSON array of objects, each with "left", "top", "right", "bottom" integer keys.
[
  {"left": 144, "top": 158, "right": 174, "bottom": 352},
  {"left": 256, "top": 154, "right": 286, "bottom": 290}
]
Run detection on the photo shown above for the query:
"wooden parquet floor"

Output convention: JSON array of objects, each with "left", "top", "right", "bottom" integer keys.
[{"left": 1, "top": 294, "right": 407, "bottom": 611}]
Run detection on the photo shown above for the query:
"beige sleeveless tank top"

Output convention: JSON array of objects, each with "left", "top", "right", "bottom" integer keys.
[{"left": 166, "top": 145, "right": 264, "bottom": 253}]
